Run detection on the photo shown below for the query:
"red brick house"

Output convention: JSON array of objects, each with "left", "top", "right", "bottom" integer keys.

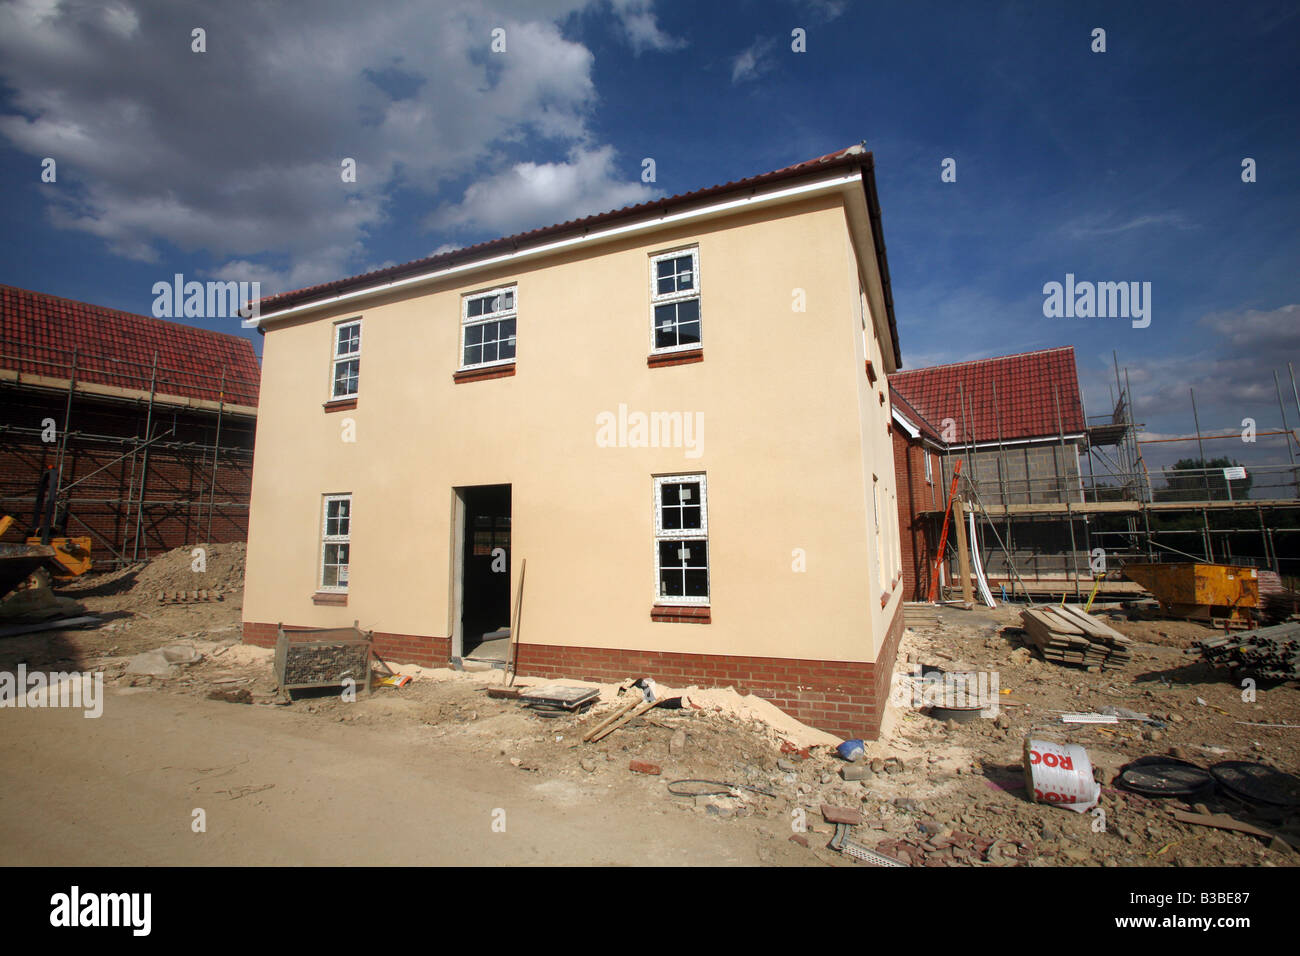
[
  {"left": 0, "top": 285, "right": 260, "bottom": 563},
  {"left": 890, "top": 385, "right": 948, "bottom": 599},
  {"left": 889, "top": 347, "right": 1089, "bottom": 596}
]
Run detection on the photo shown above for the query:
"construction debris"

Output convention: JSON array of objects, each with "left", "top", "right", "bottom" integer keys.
[
  {"left": 125, "top": 643, "right": 202, "bottom": 678},
  {"left": 1196, "top": 622, "right": 1300, "bottom": 682},
  {"left": 1019, "top": 604, "right": 1133, "bottom": 668},
  {"left": 1169, "top": 808, "right": 1291, "bottom": 847},
  {"left": 519, "top": 684, "right": 599, "bottom": 714},
  {"left": 273, "top": 625, "right": 373, "bottom": 696},
  {"left": 583, "top": 695, "right": 658, "bottom": 743}
]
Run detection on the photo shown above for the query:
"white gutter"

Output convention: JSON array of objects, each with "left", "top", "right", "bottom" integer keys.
[{"left": 246, "top": 170, "right": 864, "bottom": 328}]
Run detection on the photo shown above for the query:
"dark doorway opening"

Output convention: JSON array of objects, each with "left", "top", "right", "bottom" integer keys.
[{"left": 461, "top": 484, "right": 511, "bottom": 661}]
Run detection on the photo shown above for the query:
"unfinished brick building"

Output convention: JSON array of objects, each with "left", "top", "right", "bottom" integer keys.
[
  {"left": 0, "top": 285, "right": 260, "bottom": 565},
  {"left": 890, "top": 347, "right": 1089, "bottom": 599}
]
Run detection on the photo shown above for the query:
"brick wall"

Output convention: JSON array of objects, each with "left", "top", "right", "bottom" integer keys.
[
  {"left": 243, "top": 605, "right": 906, "bottom": 740},
  {"left": 0, "top": 385, "right": 254, "bottom": 560},
  {"left": 893, "top": 427, "right": 939, "bottom": 600},
  {"left": 519, "top": 602, "right": 905, "bottom": 739}
]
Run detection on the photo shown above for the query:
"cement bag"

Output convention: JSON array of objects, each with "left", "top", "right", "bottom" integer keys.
[{"left": 1023, "top": 738, "right": 1100, "bottom": 813}]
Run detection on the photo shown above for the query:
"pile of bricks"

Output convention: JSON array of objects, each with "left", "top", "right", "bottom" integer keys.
[{"left": 281, "top": 642, "right": 370, "bottom": 686}]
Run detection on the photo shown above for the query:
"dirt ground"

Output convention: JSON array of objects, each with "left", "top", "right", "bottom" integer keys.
[{"left": 3, "top": 545, "right": 1298, "bottom": 867}]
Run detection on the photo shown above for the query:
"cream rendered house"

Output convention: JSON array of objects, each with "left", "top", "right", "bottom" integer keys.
[{"left": 242, "top": 144, "right": 906, "bottom": 739}]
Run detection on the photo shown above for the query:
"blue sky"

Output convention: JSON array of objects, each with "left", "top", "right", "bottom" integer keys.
[{"left": 1, "top": 0, "right": 1297, "bottom": 470}]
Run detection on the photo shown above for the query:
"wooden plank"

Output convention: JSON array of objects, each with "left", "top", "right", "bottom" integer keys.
[
  {"left": 1058, "top": 604, "right": 1132, "bottom": 645},
  {"left": 1169, "top": 809, "right": 1290, "bottom": 847},
  {"left": 953, "top": 498, "right": 974, "bottom": 607},
  {"left": 1055, "top": 604, "right": 1112, "bottom": 639},
  {"left": 1023, "top": 608, "right": 1084, "bottom": 637},
  {"left": 586, "top": 697, "right": 659, "bottom": 743},
  {"left": 581, "top": 695, "right": 643, "bottom": 742}
]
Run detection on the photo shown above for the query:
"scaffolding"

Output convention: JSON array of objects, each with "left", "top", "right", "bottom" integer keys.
[
  {"left": 925, "top": 354, "right": 1300, "bottom": 600},
  {"left": 0, "top": 335, "right": 258, "bottom": 568}
]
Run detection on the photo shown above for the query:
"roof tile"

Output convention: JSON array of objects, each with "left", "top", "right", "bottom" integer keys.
[
  {"left": 888, "top": 347, "right": 1085, "bottom": 444},
  {"left": 0, "top": 285, "right": 261, "bottom": 407}
]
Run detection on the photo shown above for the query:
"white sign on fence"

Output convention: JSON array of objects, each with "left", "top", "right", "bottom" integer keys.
[{"left": 1223, "top": 466, "right": 1247, "bottom": 481}]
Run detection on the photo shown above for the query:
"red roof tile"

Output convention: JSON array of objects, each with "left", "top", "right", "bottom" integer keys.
[
  {"left": 0, "top": 285, "right": 260, "bottom": 407},
  {"left": 889, "top": 384, "right": 945, "bottom": 442},
  {"left": 888, "top": 347, "right": 1085, "bottom": 444},
  {"left": 256, "top": 143, "right": 902, "bottom": 367}
]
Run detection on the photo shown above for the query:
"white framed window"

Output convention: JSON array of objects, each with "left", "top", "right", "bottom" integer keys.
[
  {"left": 653, "top": 473, "right": 709, "bottom": 604},
  {"left": 320, "top": 494, "right": 352, "bottom": 591},
  {"left": 461, "top": 286, "right": 517, "bottom": 369},
  {"left": 649, "top": 247, "right": 701, "bottom": 353},
  {"left": 331, "top": 319, "right": 361, "bottom": 399},
  {"left": 925, "top": 450, "right": 933, "bottom": 484}
]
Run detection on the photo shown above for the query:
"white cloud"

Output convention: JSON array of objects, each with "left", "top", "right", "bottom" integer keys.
[
  {"left": 798, "top": 0, "right": 847, "bottom": 22},
  {"left": 0, "top": 0, "right": 614, "bottom": 293},
  {"left": 731, "top": 36, "right": 777, "bottom": 84},
  {"left": 609, "top": 0, "right": 685, "bottom": 53},
  {"left": 1198, "top": 303, "right": 1300, "bottom": 351},
  {"left": 429, "top": 145, "right": 654, "bottom": 236},
  {"left": 1060, "top": 211, "right": 1196, "bottom": 240}
]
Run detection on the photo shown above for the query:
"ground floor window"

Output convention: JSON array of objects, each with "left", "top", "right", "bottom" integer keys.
[
  {"left": 654, "top": 473, "right": 709, "bottom": 603},
  {"left": 321, "top": 494, "right": 352, "bottom": 590}
]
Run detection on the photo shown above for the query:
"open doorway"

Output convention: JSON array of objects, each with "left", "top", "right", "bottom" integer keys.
[{"left": 455, "top": 484, "right": 511, "bottom": 662}]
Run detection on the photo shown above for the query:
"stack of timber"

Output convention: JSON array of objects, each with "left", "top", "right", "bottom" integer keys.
[
  {"left": 1196, "top": 622, "right": 1300, "bottom": 682},
  {"left": 904, "top": 602, "right": 941, "bottom": 629},
  {"left": 1020, "top": 605, "right": 1133, "bottom": 669}
]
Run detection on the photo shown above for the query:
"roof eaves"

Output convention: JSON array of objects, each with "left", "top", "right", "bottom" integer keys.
[{"left": 253, "top": 144, "right": 894, "bottom": 328}]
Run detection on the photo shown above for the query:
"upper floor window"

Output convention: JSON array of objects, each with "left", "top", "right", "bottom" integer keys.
[
  {"left": 332, "top": 320, "right": 361, "bottom": 399},
  {"left": 462, "top": 287, "right": 517, "bottom": 369},
  {"left": 650, "top": 248, "right": 700, "bottom": 353}
]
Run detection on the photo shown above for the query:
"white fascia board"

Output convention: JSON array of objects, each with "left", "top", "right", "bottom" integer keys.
[
  {"left": 892, "top": 406, "right": 921, "bottom": 439},
  {"left": 247, "top": 170, "right": 865, "bottom": 329}
]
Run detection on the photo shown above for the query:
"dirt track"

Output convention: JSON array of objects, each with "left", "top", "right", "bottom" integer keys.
[{"left": 0, "top": 686, "right": 809, "bottom": 866}]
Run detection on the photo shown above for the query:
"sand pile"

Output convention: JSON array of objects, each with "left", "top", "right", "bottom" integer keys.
[{"left": 130, "top": 542, "right": 245, "bottom": 595}]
